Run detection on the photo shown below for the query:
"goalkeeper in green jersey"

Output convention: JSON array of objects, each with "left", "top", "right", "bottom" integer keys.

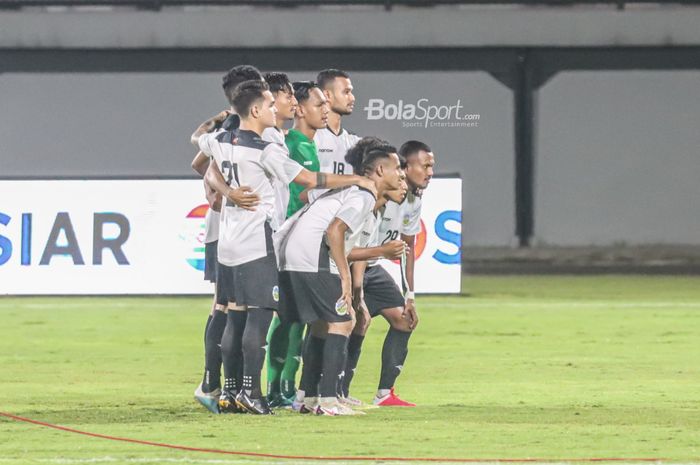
[{"left": 266, "top": 81, "right": 329, "bottom": 407}]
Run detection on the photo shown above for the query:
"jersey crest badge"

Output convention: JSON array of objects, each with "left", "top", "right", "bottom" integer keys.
[{"left": 335, "top": 298, "right": 348, "bottom": 315}]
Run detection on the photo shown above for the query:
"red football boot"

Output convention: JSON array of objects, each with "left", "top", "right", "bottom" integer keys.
[{"left": 373, "top": 388, "right": 416, "bottom": 407}]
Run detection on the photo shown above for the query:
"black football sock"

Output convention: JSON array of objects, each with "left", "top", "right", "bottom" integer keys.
[
  {"left": 241, "top": 308, "right": 274, "bottom": 399},
  {"left": 230, "top": 311, "right": 247, "bottom": 393},
  {"left": 341, "top": 333, "right": 365, "bottom": 397},
  {"left": 221, "top": 310, "right": 247, "bottom": 393},
  {"left": 299, "top": 333, "right": 324, "bottom": 398},
  {"left": 378, "top": 328, "right": 412, "bottom": 391},
  {"left": 319, "top": 334, "right": 348, "bottom": 399},
  {"left": 336, "top": 347, "right": 348, "bottom": 398},
  {"left": 200, "top": 313, "right": 213, "bottom": 389},
  {"left": 202, "top": 309, "right": 226, "bottom": 392},
  {"left": 204, "top": 314, "right": 212, "bottom": 345}
]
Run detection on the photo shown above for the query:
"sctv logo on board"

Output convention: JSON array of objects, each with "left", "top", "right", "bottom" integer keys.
[
  {"left": 432, "top": 210, "right": 461, "bottom": 265},
  {"left": 0, "top": 211, "right": 130, "bottom": 266},
  {"left": 394, "top": 212, "right": 461, "bottom": 266}
]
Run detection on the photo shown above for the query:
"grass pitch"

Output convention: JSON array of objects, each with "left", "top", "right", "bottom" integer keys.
[{"left": 1, "top": 275, "right": 699, "bottom": 464}]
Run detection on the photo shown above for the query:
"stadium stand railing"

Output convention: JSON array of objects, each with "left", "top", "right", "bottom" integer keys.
[{"left": 2, "top": 0, "right": 699, "bottom": 9}]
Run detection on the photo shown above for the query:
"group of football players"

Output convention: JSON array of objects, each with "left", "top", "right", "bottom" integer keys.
[{"left": 189, "top": 65, "right": 435, "bottom": 416}]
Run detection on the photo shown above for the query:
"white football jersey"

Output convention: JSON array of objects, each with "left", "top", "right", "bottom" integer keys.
[
  {"left": 262, "top": 126, "right": 285, "bottom": 145},
  {"left": 200, "top": 127, "right": 283, "bottom": 245},
  {"left": 400, "top": 192, "right": 423, "bottom": 236},
  {"left": 198, "top": 129, "right": 302, "bottom": 267},
  {"left": 313, "top": 127, "right": 360, "bottom": 175},
  {"left": 366, "top": 192, "right": 423, "bottom": 266},
  {"left": 261, "top": 127, "right": 292, "bottom": 226},
  {"left": 275, "top": 186, "right": 375, "bottom": 274},
  {"left": 201, "top": 129, "right": 228, "bottom": 245},
  {"left": 356, "top": 211, "right": 379, "bottom": 250}
]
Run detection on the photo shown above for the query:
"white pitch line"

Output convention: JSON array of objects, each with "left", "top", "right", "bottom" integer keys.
[{"left": 432, "top": 301, "right": 700, "bottom": 309}]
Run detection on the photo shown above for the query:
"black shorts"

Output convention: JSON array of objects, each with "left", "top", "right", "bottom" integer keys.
[
  {"left": 204, "top": 241, "right": 218, "bottom": 283},
  {"left": 230, "top": 251, "right": 280, "bottom": 310},
  {"left": 278, "top": 270, "right": 352, "bottom": 325},
  {"left": 216, "top": 263, "right": 235, "bottom": 306},
  {"left": 363, "top": 265, "right": 405, "bottom": 317}
]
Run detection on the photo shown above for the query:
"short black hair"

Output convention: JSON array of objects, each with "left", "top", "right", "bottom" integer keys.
[
  {"left": 360, "top": 146, "right": 398, "bottom": 177},
  {"left": 222, "top": 65, "right": 263, "bottom": 106},
  {"left": 399, "top": 140, "right": 431, "bottom": 162},
  {"left": 345, "top": 136, "right": 396, "bottom": 176},
  {"left": 231, "top": 80, "right": 269, "bottom": 117},
  {"left": 316, "top": 69, "right": 350, "bottom": 91},
  {"left": 292, "top": 81, "right": 319, "bottom": 104},
  {"left": 265, "top": 72, "right": 293, "bottom": 95}
]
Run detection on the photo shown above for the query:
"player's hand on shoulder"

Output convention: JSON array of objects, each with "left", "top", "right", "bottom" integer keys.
[
  {"left": 381, "top": 240, "right": 409, "bottom": 260},
  {"left": 214, "top": 109, "right": 232, "bottom": 124},
  {"left": 355, "top": 177, "right": 378, "bottom": 198},
  {"left": 226, "top": 185, "right": 260, "bottom": 211}
]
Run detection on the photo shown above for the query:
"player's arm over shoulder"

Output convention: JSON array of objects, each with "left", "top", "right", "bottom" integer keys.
[
  {"left": 190, "top": 110, "right": 231, "bottom": 147},
  {"left": 334, "top": 188, "right": 375, "bottom": 234},
  {"left": 261, "top": 142, "right": 301, "bottom": 184}
]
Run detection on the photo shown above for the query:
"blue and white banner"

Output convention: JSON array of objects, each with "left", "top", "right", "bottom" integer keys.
[
  {"left": 378, "top": 178, "right": 462, "bottom": 294},
  {"left": 0, "top": 179, "right": 461, "bottom": 295}
]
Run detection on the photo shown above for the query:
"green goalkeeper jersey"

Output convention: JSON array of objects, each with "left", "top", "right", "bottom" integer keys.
[{"left": 285, "top": 128, "right": 320, "bottom": 217}]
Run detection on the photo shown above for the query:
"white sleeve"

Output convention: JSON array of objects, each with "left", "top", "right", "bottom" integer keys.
[
  {"left": 335, "top": 191, "right": 374, "bottom": 233},
  {"left": 307, "top": 188, "right": 328, "bottom": 203},
  {"left": 368, "top": 219, "right": 380, "bottom": 246},
  {"left": 262, "top": 127, "right": 285, "bottom": 144},
  {"left": 400, "top": 195, "right": 422, "bottom": 236},
  {"left": 197, "top": 131, "right": 224, "bottom": 162},
  {"left": 261, "top": 143, "right": 303, "bottom": 185},
  {"left": 356, "top": 215, "right": 379, "bottom": 248}
]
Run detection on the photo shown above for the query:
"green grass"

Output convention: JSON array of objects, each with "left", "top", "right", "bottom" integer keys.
[{"left": 1, "top": 275, "right": 700, "bottom": 464}]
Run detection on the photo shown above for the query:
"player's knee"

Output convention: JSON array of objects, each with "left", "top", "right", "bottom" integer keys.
[
  {"left": 213, "top": 304, "right": 226, "bottom": 314},
  {"left": 392, "top": 320, "right": 413, "bottom": 333},
  {"left": 228, "top": 303, "right": 246, "bottom": 312},
  {"left": 383, "top": 307, "right": 413, "bottom": 333},
  {"left": 328, "top": 320, "right": 353, "bottom": 337}
]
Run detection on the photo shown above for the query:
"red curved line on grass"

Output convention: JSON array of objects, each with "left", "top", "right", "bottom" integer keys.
[{"left": 0, "top": 411, "right": 665, "bottom": 463}]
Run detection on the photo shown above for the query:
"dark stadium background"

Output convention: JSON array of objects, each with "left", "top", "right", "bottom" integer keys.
[{"left": 1, "top": 0, "right": 699, "bottom": 274}]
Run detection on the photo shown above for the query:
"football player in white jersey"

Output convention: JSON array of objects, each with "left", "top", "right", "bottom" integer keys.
[
  {"left": 260, "top": 73, "right": 308, "bottom": 408},
  {"left": 194, "top": 68, "right": 299, "bottom": 414},
  {"left": 192, "top": 65, "right": 263, "bottom": 414},
  {"left": 275, "top": 144, "right": 404, "bottom": 416},
  {"left": 341, "top": 139, "right": 436, "bottom": 408},
  {"left": 314, "top": 69, "right": 361, "bottom": 176},
  {"left": 191, "top": 80, "right": 376, "bottom": 414},
  {"left": 261, "top": 72, "right": 296, "bottom": 145},
  {"left": 262, "top": 72, "right": 298, "bottom": 229},
  {"left": 397, "top": 140, "right": 435, "bottom": 328}
]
